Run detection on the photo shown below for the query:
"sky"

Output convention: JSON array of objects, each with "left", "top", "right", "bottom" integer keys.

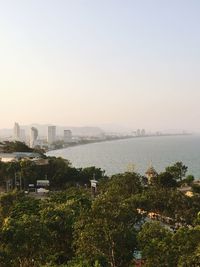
[{"left": 0, "top": 0, "right": 200, "bottom": 131}]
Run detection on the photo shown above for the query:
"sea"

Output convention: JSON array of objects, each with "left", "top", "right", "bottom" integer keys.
[{"left": 47, "top": 135, "right": 200, "bottom": 178}]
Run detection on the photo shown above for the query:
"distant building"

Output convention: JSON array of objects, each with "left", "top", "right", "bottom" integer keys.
[
  {"left": 36, "top": 180, "right": 50, "bottom": 194},
  {"left": 0, "top": 153, "right": 17, "bottom": 163},
  {"left": 30, "top": 127, "right": 38, "bottom": 148},
  {"left": 47, "top": 126, "right": 56, "bottom": 144},
  {"left": 64, "top": 130, "right": 72, "bottom": 143},
  {"left": 0, "top": 152, "right": 41, "bottom": 163},
  {"left": 141, "top": 129, "right": 146, "bottom": 136},
  {"left": 37, "top": 180, "right": 50, "bottom": 188},
  {"left": 136, "top": 129, "right": 141, "bottom": 136},
  {"left": 13, "top": 122, "right": 20, "bottom": 140},
  {"left": 136, "top": 129, "right": 146, "bottom": 137}
]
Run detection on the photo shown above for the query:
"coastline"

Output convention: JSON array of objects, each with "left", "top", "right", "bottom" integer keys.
[{"left": 46, "top": 133, "right": 192, "bottom": 153}]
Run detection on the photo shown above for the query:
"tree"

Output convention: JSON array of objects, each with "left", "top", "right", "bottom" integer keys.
[
  {"left": 46, "top": 157, "right": 80, "bottom": 189},
  {"left": 67, "top": 258, "right": 102, "bottom": 267},
  {"left": 1, "top": 141, "right": 33, "bottom": 153},
  {"left": 1, "top": 214, "right": 49, "bottom": 267},
  {"left": 153, "top": 172, "right": 177, "bottom": 188},
  {"left": 172, "top": 226, "right": 200, "bottom": 266},
  {"left": 78, "top": 166, "right": 105, "bottom": 184},
  {"left": 133, "top": 185, "right": 200, "bottom": 225},
  {"left": 138, "top": 221, "right": 176, "bottom": 267},
  {"left": 166, "top": 162, "right": 188, "bottom": 181},
  {"left": 99, "top": 172, "right": 142, "bottom": 197},
  {"left": 0, "top": 196, "right": 48, "bottom": 267},
  {"left": 0, "top": 191, "right": 24, "bottom": 219},
  {"left": 74, "top": 191, "right": 141, "bottom": 267},
  {"left": 0, "top": 161, "right": 7, "bottom": 186},
  {"left": 40, "top": 189, "right": 92, "bottom": 265},
  {"left": 185, "top": 175, "right": 195, "bottom": 186},
  {"left": 192, "top": 184, "right": 200, "bottom": 194}
]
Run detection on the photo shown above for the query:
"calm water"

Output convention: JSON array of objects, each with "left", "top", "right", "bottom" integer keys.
[{"left": 47, "top": 135, "right": 200, "bottom": 178}]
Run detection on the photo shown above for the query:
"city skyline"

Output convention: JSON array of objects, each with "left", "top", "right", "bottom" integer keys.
[
  {"left": 0, "top": 121, "right": 190, "bottom": 135},
  {"left": 1, "top": 1, "right": 200, "bottom": 131}
]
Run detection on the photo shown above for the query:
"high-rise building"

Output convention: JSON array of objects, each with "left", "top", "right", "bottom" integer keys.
[
  {"left": 30, "top": 127, "right": 38, "bottom": 148},
  {"left": 47, "top": 126, "right": 56, "bottom": 144},
  {"left": 64, "top": 130, "right": 72, "bottom": 143},
  {"left": 13, "top": 122, "right": 20, "bottom": 140},
  {"left": 141, "top": 129, "right": 146, "bottom": 136}
]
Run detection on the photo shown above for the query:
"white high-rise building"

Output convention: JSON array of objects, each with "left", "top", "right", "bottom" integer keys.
[
  {"left": 13, "top": 122, "right": 20, "bottom": 140},
  {"left": 30, "top": 127, "right": 38, "bottom": 148},
  {"left": 47, "top": 126, "right": 56, "bottom": 144},
  {"left": 64, "top": 130, "right": 72, "bottom": 143}
]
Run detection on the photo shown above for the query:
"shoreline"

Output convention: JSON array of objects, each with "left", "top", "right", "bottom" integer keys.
[{"left": 46, "top": 133, "right": 192, "bottom": 153}]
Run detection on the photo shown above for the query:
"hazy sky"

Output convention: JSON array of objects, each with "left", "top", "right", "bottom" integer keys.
[{"left": 0, "top": 0, "right": 200, "bottom": 131}]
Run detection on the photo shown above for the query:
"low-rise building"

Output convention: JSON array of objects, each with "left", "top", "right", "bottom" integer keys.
[
  {"left": 0, "top": 152, "right": 42, "bottom": 163},
  {"left": 64, "top": 130, "right": 72, "bottom": 143}
]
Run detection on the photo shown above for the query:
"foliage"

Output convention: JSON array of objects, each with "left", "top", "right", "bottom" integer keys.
[
  {"left": 66, "top": 258, "right": 102, "bottom": 267},
  {"left": 138, "top": 221, "right": 176, "bottom": 266},
  {"left": 153, "top": 171, "right": 177, "bottom": 188},
  {"left": 166, "top": 162, "right": 188, "bottom": 181},
  {"left": 192, "top": 184, "right": 200, "bottom": 194},
  {"left": 0, "top": 161, "right": 200, "bottom": 266},
  {"left": 99, "top": 172, "right": 142, "bottom": 197},
  {"left": 172, "top": 226, "right": 200, "bottom": 266},
  {"left": 0, "top": 156, "right": 106, "bottom": 191},
  {"left": 0, "top": 141, "right": 33, "bottom": 153},
  {"left": 74, "top": 189, "right": 141, "bottom": 267},
  {"left": 40, "top": 189, "right": 92, "bottom": 265},
  {"left": 1, "top": 213, "right": 48, "bottom": 266},
  {"left": 0, "top": 190, "right": 25, "bottom": 219},
  {"left": 185, "top": 175, "right": 195, "bottom": 186}
]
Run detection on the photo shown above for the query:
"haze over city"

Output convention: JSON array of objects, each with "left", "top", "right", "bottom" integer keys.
[{"left": 1, "top": 1, "right": 200, "bottom": 132}]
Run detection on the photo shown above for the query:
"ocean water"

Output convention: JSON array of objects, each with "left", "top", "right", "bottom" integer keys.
[{"left": 47, "top": 135, "right": 200, "bottom": 178}]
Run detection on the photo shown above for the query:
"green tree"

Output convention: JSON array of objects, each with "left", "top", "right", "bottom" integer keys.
[
  {"left": 172, "top": 226, "right": 200, "bottom": 266},
  {"left": 1, "top": 141, "right": 33, "bottom": 153},
  {"left": 46, "top": 157, "right": 79, "bottom": 189},
  {"left": 134, "top": 186, "right": 200, "bottom": 225},
  {"left": 192, "top": 184, "right": 200, "bottom": 194},
  {"left": 166, "top": 162, "right": 188, "bottom": 181},
  {"left": 1, "top": 214, "right": 48, "bottom": 267},
  {"left": 40, "top": 189, "right": 92, "bottom": 265},
  {"left": 99, "top": 172, "right": 142, "bottom": 197},
  {"left": 153, "top": 172, "right": 177, "bottom": 188},
  {"left": 185, "top": 175, "right": 195, "bottom": 186},
  {"left": 74, "top": 192, "right": 141, "bottom": 267},
  {"left": 0, "top": 191, "right": 24, "bottom": 219},
  {"left": 67, "top": 258, "right": 102, "bottom": 267},
  {"left": 138, "top": 221, "right": 176, "bottom": 267},
  {"left": 79, "top": 166, "right": 105, "bottom": 182}
]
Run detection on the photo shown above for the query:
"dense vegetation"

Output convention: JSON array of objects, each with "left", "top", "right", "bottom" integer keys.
[
  {"left": 0, "top": 153, "right": 200, "bottom": 266},
  {"left": 0, "top": 141, "right": 44, "bottom": 154}
]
